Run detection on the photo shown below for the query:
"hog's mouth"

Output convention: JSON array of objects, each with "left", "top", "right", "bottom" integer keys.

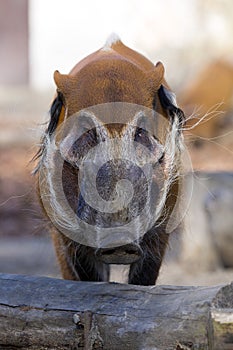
[{"left": 96, "top": 243, "right": 143, "bottom": 264}]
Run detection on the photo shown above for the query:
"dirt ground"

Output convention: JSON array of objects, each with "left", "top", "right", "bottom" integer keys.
[{"left": 0, "top": 88, "right": 232, "bottom": 286}]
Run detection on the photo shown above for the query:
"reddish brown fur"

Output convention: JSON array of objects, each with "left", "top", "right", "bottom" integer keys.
[
  {"left": 54, "top": 40, "right": 168, "bottom": 122},
  {"left": 40, "top": 38, "right": 180, "bottom": 284}
]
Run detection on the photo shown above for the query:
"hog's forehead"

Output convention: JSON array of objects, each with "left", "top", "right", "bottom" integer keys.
[
  {"left": 65, "top": 42, "right": 161, "bottom": 113},
  {"left": 65, "top": 58, "right": 154, "bottom": 114}
]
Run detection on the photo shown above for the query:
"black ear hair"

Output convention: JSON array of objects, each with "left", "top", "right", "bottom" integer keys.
[
  {"left": 158, "top": 85, "right": 185, "bottom": 127},
  {"left": 32, "top": 92, "right": 64, "bottom": 171},
  {"left": 47, "top": 92, "right": 64, "bottom": 136}
]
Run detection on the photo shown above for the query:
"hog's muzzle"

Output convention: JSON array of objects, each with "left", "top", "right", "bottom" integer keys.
[{"left": 96, "top": 243, "right": 142, "bottom": 264}]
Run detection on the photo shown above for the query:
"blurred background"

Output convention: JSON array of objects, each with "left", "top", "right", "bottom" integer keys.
[{"left": 0, "top": 0, "right": 232, "bottom": 285}]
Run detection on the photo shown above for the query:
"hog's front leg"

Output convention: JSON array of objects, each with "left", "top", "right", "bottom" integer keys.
[
  {"left": 51, "top": 229, "right": 110, "bottom": 282},
  {"left": 128, "top": 227, "right": 169, "bottom": 285}
]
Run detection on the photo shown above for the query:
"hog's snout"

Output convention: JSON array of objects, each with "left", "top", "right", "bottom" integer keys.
[{"left": 96, "top": 243, "right": 142, "bottom": 264}]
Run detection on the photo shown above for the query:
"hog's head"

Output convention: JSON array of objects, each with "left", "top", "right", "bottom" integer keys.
[{"left": 37, "top": 35, "right": 185, "bottom": 268}]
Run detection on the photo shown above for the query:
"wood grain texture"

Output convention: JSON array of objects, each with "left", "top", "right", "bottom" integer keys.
[{"left": 0, "top": 273, "right": 232, "bottom": 349}]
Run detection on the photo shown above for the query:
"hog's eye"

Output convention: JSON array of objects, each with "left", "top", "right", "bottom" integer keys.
[
  {"left": 158, "top": 152, "right": 165, "bottom": 164},
  {"left": 134, "top": 126, "right": 165, "bottom": 162},
  {"left": 69, "top": 128, "right": 98, "bottom": 158},
  {"left": 134, "top": 127, "right": 153, "bottom": 150},
  {"left": 60, "top": 127, "right": 99, "bottom": 166}
]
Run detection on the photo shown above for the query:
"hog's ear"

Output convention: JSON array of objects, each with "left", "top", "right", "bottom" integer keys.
[
  {"left": 47, "top": 91, "right": 66, "bottom": 136},
  {"left": 158, "top": 85, "right": 185, "bottom": 127},
  {"left": 48, "top": 70, "right": 76, "bottom": 135},
  {"left": 149, "top": 61, "right": 165, "bottom": 90},
  {"left": 53, "top": 70, "right": 75, "bottom": 96}
]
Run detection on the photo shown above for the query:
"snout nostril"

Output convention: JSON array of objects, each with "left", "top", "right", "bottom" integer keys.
[{"left": 101, "top": 249, "right": 115, "bottom": 255}]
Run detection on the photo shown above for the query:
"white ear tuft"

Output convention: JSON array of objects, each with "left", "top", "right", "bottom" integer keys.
[{"left": 102, "top": 33, "right": 121, "bottom": 51}]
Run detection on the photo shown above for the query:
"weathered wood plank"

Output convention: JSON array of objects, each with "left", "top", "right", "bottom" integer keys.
[
  {"left": 0, "top": 274, "right": 232, "bottom": 349},
  {"left": 211, "top": 283, "right": 233, "bottom": 350}
]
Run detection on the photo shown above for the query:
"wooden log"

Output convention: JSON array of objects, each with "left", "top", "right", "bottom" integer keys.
[
  {"left": 211, "top": 283, "right": 233, "bottom": 350},
  {"left": 0, "top": 273, "right": 232, "bottom": 350}
]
